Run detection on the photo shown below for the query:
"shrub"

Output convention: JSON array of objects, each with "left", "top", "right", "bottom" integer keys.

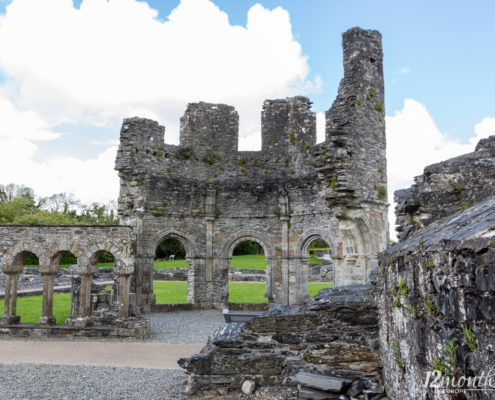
[{"left": 375, "top": 103, "right": 384, "bottom": 112}]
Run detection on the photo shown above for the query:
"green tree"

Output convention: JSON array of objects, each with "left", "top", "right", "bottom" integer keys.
[{"left": 155, "top": 238, "right": 185, "bottom": 259}]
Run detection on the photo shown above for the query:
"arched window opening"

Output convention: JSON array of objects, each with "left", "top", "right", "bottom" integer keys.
[
  {"left": 228, "top": 240, "right": 267, "bottom": 304},
  {"left": 153, "top": 237, "right": 188, "bottom": 305},
  {"left": 66, "top": 249, "right": 117, "bottom": 325},
  {"left": 307, "top": 238, "right": 334, "bottom": 297},
  {"left": 48, "top": 250, "right": 78, "bottom": 324},
  {"left": 22, "top": 251, "right": 39, "bottom": 268},
  {"left": 1, "top": 251, "right": 41, "bottom": 323}
]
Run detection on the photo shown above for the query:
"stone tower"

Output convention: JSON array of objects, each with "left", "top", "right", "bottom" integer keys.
[{"left": 115, "top": 27, "right": 388, "bottom": 312}]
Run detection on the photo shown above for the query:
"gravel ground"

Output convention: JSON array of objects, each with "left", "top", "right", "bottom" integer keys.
[
  {"left": 146, "top": 310, "right": 225, "bottom": 343},
  {"left": 0, "top": 363, "right": 188, "bottom": 400},
  {"left": 0, "top": 310, "right": 227, "bottom": 399}
]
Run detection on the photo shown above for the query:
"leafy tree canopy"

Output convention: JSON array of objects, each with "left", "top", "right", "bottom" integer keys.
[{"left": 0, "top": 183, "right": 119, "bottom": 225}]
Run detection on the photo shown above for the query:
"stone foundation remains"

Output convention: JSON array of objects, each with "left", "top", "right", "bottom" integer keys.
[{"left": 179, "top": 285, "right": 384, "bottom": 399}]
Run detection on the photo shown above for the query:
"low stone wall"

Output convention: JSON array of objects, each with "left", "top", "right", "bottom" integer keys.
[
  {"left": 0, "top": 318, "right": 150, "bottom": 340},
  {"left": 179, "top": 285, "right": 383, "bottom": 398},
  {"left": 228, "top": 269, "right": 265, "bottom": 282},
  {"left": 308, "top": 261, "right": 334, "bottom": 282},
  {"left": 153, "top": 268, "right": 188, "bottom": 281},
  {"left": 378, "top": 196, "right": 495, "bottom": 399}
]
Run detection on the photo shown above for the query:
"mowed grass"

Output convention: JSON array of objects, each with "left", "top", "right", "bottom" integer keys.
[
  {"left": 153, "top": 254, "right": 325, "bottom": 270},
  {"left": 153, "top": 281, "right": 333, "bottom": 304},
  {"left": 24, "top": 255, "right": 328, "bottom": 270},
  {"left": 0, "top": 293, "right": 71, "bottom": 324},
  {"left": 0, "top": 283, "right": 335, "bottom": 321}
]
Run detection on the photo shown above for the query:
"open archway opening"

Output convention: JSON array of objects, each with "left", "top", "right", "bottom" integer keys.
[
  {"left": 153, "top": 237, "right": 189, "bottom": 304},
  {"left": 47, "top": 250, "right": 79, "bottom": 324},
  {"left": 22, "top": 251, "right": 39, "bottom": 268},
  {"left": 228, "top": 240, "right": 267, "bottom": 304},
  {"left": 1, "top": 251, "right": 41, "bottom": 323},
  {"left": 83, "top": 250, "right": 118, "bottom": 321},
  {"left": 307, "top": 238, "right": 334, "bottom": 297}
]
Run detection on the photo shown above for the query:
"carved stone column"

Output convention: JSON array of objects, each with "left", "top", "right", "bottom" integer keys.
[
  {"left": 117, "top": 274, "right": 131, "bottom": 319},
  {"left": 39, "top": 272, "right": 57, "bottom": 324},
  {"left": 72, "top": 262, "right": 97, "bottom": 326},
  {"left": 115, "top": 262, "right": 135, "bottom": 319},
  {"left": 0, "top": 267, "right": 22, "bottom": 325}
]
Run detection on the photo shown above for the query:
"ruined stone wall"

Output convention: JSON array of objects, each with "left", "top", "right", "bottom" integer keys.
[
  {"left": 179, "top": 285, "right": 383, "bottom": 398},
  {"left": 378, "top": 197, "right": 495, "bottom": 399},
  {"left": 379, "top": 137, "right": 495, "bottom": 399},
  {"left": 395, "top": 135, "right": 495, "bottom": 241},
  {"left": 115, "top": 27, "right": 389, "bottom": 311}
]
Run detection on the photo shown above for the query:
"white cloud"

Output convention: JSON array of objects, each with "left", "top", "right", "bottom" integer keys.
[
  {"left": 316, "top": 112, "right": 325, "bottom": 143},
  {"left": 0, "top": 93, "right": 118, "bottom": 203},
  {"left": 0, "top": 0, "right": 317, "bottom": 202},
  {"left": 385, "top": 99, "right": 493, "bottom": 240},
  {"left": 0, "top": 0, "right": 317, "bottom": 142}
]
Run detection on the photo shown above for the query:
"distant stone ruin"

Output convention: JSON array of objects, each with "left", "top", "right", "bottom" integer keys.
[{"left": 115, "top": 26, "right": 389, "bottom": 312}]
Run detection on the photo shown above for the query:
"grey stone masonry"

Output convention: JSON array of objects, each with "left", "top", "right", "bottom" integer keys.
[
  {"left": 115, "top": 27, "right": 389, "bottom": 312},
  {"left": 378, "top": 196, "right": 495, "bottom": 400},
  {"left": 395, "top": 135, "right": 495, "bottom": 241},
  {"left": 179, "top": 285, "right": 383, "bottom": 397}
]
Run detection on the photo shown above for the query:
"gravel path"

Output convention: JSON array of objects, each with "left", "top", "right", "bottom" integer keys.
[
  {"left": 0, "top": 310, "right": 227, "bottom": 399},
  {"left": 0, "top": 363, "right": 187, "bottom": 400},
  {"left": 146, "top": 310, "right": 225, "bottom": 343}
]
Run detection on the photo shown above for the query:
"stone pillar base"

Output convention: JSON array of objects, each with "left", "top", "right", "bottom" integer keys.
[
  {"left": 0, "top": 315, "right": 21, "bottom": 325},
  {"left": 112, "top": 317, "right": 151, "bottom": 339},
  {"left": 38, "top": 316, "right": 56, "bottom": 325}
]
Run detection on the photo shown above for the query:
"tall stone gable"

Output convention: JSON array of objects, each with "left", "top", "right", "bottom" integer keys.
[{"left": 115, "top": 27, "right": 388, "bottom": 312}]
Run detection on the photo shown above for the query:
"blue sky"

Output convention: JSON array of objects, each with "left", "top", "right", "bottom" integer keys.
[
  {"left": 121, "top": 0, "right": 495, "bottom": 140},
  {"left": 0, "top": 0, "right": 494, "bottom": 235}
]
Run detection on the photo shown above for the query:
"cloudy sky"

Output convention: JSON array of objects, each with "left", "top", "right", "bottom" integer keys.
[{"left": 0, "top": 0, "right": 494, "bottom": 236}]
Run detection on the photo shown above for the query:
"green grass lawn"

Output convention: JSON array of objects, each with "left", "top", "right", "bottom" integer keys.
[
  {"left": 153, "top": 281, "right": 333, "bottom": 304},
  {"left": 0, "top": 282, "right": 334, "bottom": 321},
  {"left": 25, "top": 255, "right": 325, "bottom": 270},
  {"left": 153, "top": 254, "right": 267, "bottom": 270},
  {"left": 153, "top": 254, "right": 326, "bottom": 270},
  {"left": 307, "top": 282, "right": 333, "bottom": 297},
  {"left": 0, "top": 293, "right": 71, "bottom": 324}
]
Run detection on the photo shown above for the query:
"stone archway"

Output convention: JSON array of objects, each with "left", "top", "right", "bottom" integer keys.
[
  {"left": 148, "top": 229, "right": 200, "bottom": 305},
  {"left": 294, "top": 229, "right": 337, "bottom": 304},
  {"left": 221, "top": 230, "right": 275, "bottom": 306}
]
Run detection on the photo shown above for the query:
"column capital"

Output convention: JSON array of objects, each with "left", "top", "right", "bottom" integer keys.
[
  {"left": 1, "top": 264, "right": 23, "bottom": 275},
  {"left": 38, "top": 265, "right": 59, "bottom": 275}
]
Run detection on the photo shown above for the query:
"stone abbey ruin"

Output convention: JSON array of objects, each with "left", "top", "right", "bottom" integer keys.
[
  {"left": 1, "top": 27, "right": 495, "bottom": 399},
  {"left": 114, "top": 26, "right": 388, "bottom": 312}
]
